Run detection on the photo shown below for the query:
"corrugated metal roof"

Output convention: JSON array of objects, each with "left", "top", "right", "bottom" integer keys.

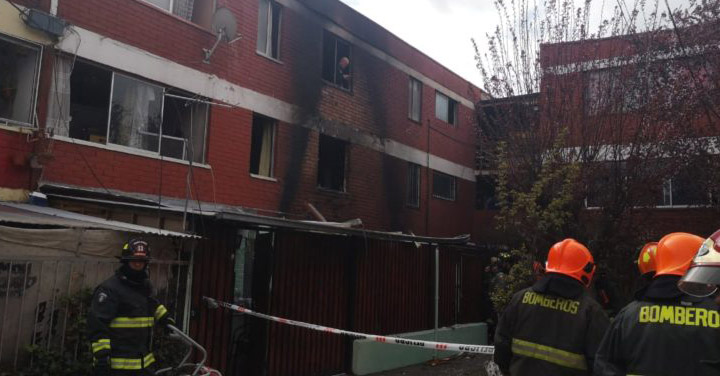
[{"left": 0, "top": 202, "right": 198, "bottom": 238}]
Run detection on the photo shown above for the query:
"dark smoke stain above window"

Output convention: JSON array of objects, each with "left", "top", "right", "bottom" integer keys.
[
  {"left": 66, "top": 60, "right": 209, "bottom": 163},
  {"left": 322, "top": 31, "right": 352, "bottom": 91},
  {"left": 0, "top": 35, "right": 40, "bottom": 126},
  {"left": 257, "top": 0, "right": 282, "bottom": 60},
  {"left": 317, "top": 134, "right": 347, "bottom": 192}
]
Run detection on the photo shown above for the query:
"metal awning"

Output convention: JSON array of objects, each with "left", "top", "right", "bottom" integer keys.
[
  {"left": 216, "top": 211, "right": 470, "bottom": 245},
  {"left": 0, "top": 202, "right": 198, "bottom": 238},
  {"left": 37, "top": 182, "right": 469, "bottom": 245}
]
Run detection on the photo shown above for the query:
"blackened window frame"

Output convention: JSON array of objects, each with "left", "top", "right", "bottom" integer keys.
[
  {"left": 317, "top": 134, "right": 348, "bottom": 192},
  {"left": 249, "top": 113, "right": 277, "bottom": 178},
  {"left": 322, "top": 31, "right": 353, "bottom": 92}
]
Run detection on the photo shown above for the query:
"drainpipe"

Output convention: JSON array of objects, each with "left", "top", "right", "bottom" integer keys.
[{"left": 434, "top": 244, "right": 439, "bottom": 360}]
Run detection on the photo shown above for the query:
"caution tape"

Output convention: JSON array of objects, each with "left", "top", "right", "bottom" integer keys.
[{"left": 203, "top": 297, "right": 494, "bottom": 355}]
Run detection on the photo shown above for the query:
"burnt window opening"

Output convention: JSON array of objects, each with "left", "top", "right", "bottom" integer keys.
[
  {"left": 0, "top": 35, "right": 40, "bottom": 126},
  {"left": 432, "top": 171, "right": 456, "bottom": 201},
  {"left": 408, "top": 77, "right": 422, "bottom": 122},
  {"left": 250, "top": 113, "right": 276, "bottom": 177},
  {"left": 476, "top": 175, "right": 498, "bottom": 210},
  {"left": 257, "top": 0, "right": 282, "bottom": 60},
  {"left": 322, "top": 31, "right": 352, "bottom": 91},
  {"left": 407, "top": 163, "right": 421, "bottom": 208},
  {"left": 435, "top": 91, "right": 457, "bottom": 126},
  {"left": 317, "top": 134, "right": 347, "bottom": 191},
  {"left": 69, "top": 61, "right": 112, "bottom": 143},
  {"left": 141, "top": 0, "right": 215, "bottom": 28},
  {"left": 68, "top": 60, "right": 209, "bottom": 163}
]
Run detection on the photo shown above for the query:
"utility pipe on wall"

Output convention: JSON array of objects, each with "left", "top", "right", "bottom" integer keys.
[{"left": 434, "top": 244, "right": 440, "bottom": 359}]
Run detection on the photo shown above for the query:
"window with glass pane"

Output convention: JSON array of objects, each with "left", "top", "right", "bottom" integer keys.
[
  {"left": 143, "top": 0, "right": 172, "bottom": 11},
  {"left": 432, "top": 171, "right": 456, "bottom": 201},
  {"left": 408, "top": 77, "right": 422, "bottom": 122},
  {"left": 257, "top": 0, "right": 282, "bottom": 59},
  {"left": 435, "top": 91, "right": 457, "bottom": 125},
  {"left": 0, "top": 36, "right": 40, "bottom": 125},
  {"left": 407, "top": 163, "right": 420, "bottom": 207},
  {"left": 322, "top": 31, "right": 352, "bottom": 90},
  {"left": 109, "top": 75, "right": 164, "bottom": 153}
]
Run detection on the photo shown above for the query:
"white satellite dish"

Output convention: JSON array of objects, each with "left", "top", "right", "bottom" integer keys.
[{"left": 203, "top": 7, "right": 240, "bottom": 63}]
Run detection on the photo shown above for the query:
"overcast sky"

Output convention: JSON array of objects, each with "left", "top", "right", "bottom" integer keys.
[{"left": 338, "top": 0, "right": 692, "bottom": 88}]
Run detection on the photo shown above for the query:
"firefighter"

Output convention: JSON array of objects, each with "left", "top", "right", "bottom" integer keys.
[
  {"left": 494, "top": 239, "right": 609, "bottom": 375},
  {"left": 88, "top": 239, "right": 174, "bottom": 375},
  {"left": 594, "top": 232, "right": 720, "bottom": 375}
]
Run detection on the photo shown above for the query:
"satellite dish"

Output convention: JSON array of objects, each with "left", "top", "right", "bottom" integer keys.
[{"left": 203, "top": 7, "right": 240, "bottom": 63}]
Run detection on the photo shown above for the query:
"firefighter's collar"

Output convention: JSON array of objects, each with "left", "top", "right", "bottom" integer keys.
[{"left": 532, "top": 274, "right": 584, "bottom": 299}]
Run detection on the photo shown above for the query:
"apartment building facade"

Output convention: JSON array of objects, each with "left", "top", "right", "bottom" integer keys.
[{"left": 0, "top": 1, "right": 488, "bottom": 374}]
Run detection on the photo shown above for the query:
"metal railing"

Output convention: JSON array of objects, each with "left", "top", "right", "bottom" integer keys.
[{"left": 0, "top": 257, "right": 190, "bottom": 372}]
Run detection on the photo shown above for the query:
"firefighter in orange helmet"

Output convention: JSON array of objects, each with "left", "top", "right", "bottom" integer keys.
[
  {"left": 493, "top": 239, "right": 609, "bottom": 375},
  {"left": 595, "top": 232, "right": 720, "bottom": 375}
]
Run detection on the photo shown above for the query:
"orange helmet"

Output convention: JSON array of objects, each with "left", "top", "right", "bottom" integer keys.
[
  {"left": 654, "top": 232, "right": 703, "bottom": 277},
  {"left": 545, "top": 239, "right": 595, "bottom": 287},
  {"left": 636, "top": 242, "right": 658, "bottom": 276},
  {"left": 679, "top": 230, "right": 720, "bottom": 297}
]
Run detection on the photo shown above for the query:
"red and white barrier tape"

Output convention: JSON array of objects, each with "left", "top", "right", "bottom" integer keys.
[{"left": 203, "top": 297, "right": 494, "bottom": 355}]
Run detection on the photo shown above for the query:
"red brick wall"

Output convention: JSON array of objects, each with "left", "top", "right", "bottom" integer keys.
[{"left": 1, "top": 0, "right": 479, "bottom": 238}]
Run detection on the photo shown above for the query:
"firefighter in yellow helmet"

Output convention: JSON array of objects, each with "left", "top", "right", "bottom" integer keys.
[
  {"left": 595, "top": 232, "right": 720, "bottom": 375},
  {"left": 87, "top": 239, "right": 174, "bottom": 375},
  {"left": 632, "top": 242, "right": 658, "bottom": 296},
  {"left": 493, "top": 239, "right": 609, "bottom": 375}
]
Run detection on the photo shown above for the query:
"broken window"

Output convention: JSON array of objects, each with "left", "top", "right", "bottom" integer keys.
[
  {"left": 141, "top": 0, "right": 214, "bottom": 27},
  {"left": 407, "top": 163, "right": 421, "bottom": 208},
  {"left": 408, "top": 77, "right": 422, "bottom": 122},
  {"left": 432, "top": 171, "right": 456, "bottom": 201},
  {"left": 250, "top": 113, "right": 276, "bottom": 177},
  {"left": 322, "top": 31, "right": 352, "bottom": 90},
  {"left": 68, "top": 60, "right": 209, "bottom": 163},
  {"left": 161, "top": 91, "right": 209, "bottom": 163},
  {"left": 257, "top": 0, "right": 282, "bottom": 60},
  {"left": 435, "top": 91, "right": 457, "bottom": 126},
  {"left": 317, "top": 134, "right": 347, "bottom": 191},
  {"left": 0, "top": 35, "right": 40, "bottom": 126}
]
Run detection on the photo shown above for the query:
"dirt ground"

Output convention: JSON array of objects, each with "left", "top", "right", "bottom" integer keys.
[{"left": 368, "top": 354, "right": 492, "bottom": 376}]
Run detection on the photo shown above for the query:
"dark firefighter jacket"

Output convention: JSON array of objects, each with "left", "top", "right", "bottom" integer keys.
[
  {"left": 88, "top": 269, "right": 170, "bottom": 372},
  {"left": 494, "top": 274, "right": 610, "bottom": 376},
  {"left": 594, "top": 276, "right": 720, "bottom": 376}
]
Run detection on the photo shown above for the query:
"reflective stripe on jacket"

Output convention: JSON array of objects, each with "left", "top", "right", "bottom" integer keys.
[
  {"left": 594, "top": 277, "right": 720, "bottom": 376},
  {"left": 494, "top": 275, "right": 610, "bottom": 376},
  {"left": 87, "top": 270, "right": 169, "bottom": 369}
]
